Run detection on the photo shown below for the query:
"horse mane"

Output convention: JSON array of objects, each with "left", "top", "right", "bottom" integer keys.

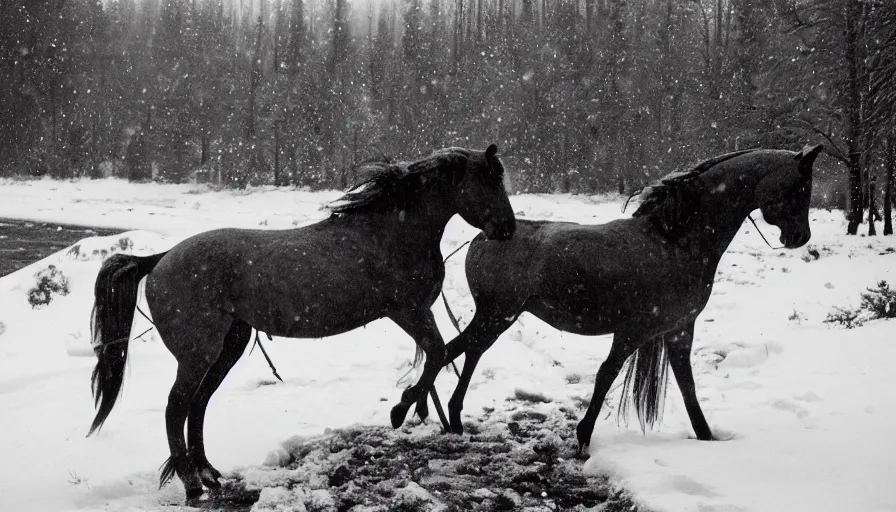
[
  {"left": 327, "top": 148, "right": 472, "bottom": 216},
  {"left": 631, "top": 149, "right": 757, "bottom": 239}
]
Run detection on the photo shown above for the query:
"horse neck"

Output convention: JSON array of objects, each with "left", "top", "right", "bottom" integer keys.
[
  {"left": 690, "top": 165, "right": 764, "bottom": 258},
  {"left": 381, "top": 176, "right": 457, "bottom": 249}
]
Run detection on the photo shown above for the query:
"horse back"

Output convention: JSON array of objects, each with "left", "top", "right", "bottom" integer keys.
[
  {"left": 465, "top": 219, "right": 575, "bottom": 304},
  {"left": 466, "top": 217, "right": 716, "bottom": 333},
  {"left": 146, "top": 219, "right": 445, "bottom": 338}
]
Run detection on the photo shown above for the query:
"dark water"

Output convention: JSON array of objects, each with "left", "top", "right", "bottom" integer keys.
[{"left": 0, "top": 218, "right": 122, "bottom": 277}]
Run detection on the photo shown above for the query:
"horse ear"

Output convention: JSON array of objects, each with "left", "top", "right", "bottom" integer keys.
[
  {"left": 796, "top": 144, "right": 823, "bottom": 176},
  {"left": 485, "top": 144, "right": 498, "bottom": 159}
]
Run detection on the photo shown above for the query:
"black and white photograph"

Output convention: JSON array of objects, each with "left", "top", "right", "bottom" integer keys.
[{"left": 0, "top": 0, "right": 894, "bottom": 510}]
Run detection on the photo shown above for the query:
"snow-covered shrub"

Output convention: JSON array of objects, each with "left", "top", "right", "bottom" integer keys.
[
  {"left": 825, "top": 281, "right": 896, "bottom": 329},
  {"left": 66, "top": 236, "right": 133, "bottom": 262},
  {"left": 824, "top": 307, "right": 865, "bottom": 329},
  {"left": 27, "top": 265, "right": 70, "bottom": 308},
  {"left": 513, "top": 388, "right": 552, "bottom": 404},
  {"left": 860, "top": 281, "right": 896, "bottom": 319}
]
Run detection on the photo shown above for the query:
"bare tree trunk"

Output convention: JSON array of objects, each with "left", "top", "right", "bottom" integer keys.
[
  {"left": 274, "top": 124, "right": 281, "bottom": 186},
  {"left": 847, "top": 153, "right": 863, "bottom": 234},
  {"left": 51, "top": 84, "right": 57, "bottom": 151},
  {"left": 247, "top": 15, "right": 263, "bottom": 142},
  {"left": 498, "top": 0, "right": 504, "bottom": 35},
  {"left": 584, "top": 0, "right": 592, "bottom": 33},
  {"left": 885, "top": 134, "right": 894, "bottom": 235},
  {"left": 291, "top": 147, "right": 301, "bottom": 187},
  {"left": 845, "top": 0, "right": 865, "bottom": 234},
  {"left": 91, "top": 119, "right": 99, "bottom": 178},
  {"left": 476, "top": 0, "right": 482, "bottom": 42},
  {"left": 201, "top": 132, "right": 209, "bottom": 165},
  {"left": 453, "top": 0, "right": 462, "bottom": 73},
  {"left": 868, "top": 177, "right": 877, "bottom": 236}
]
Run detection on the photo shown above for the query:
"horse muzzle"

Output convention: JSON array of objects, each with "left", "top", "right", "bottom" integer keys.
[
  {"left": 483, "top": 219, "right": 516, "bottom": 240},
  {"left": 780, "top": 230, "right": 810, "bottom": 249}
]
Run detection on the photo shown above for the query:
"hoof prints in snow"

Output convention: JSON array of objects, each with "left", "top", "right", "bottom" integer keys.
[
  {"left": 246, "top": 409, "right": 638, "bottom": 512},
  {"left": 176, "top": 480, "right": 261, "bottom": 511}
]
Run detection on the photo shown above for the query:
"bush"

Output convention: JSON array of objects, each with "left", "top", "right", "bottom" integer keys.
[
  {"left": 825, "top": 281, "right": 896, "bottom": 329},
  {"left": 824, "top": 307, "right": 865, "bottom": 329},
  {"left": 27, "top": 265, "right": 71, "bottom": 308},
  {"left": 860, "top": 281, "right": 896, "bottom": 319}
]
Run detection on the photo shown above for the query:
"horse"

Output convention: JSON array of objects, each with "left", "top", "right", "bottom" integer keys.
[
  {"left": 86, "top": 145, "right": 516, "bottom": 502},
  {"left": 441, "top": 145, "right": 823, "bottom": 454}
]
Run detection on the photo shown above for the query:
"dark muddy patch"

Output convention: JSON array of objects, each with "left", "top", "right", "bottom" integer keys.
[
  {"left": 239, "top": 408, "right": 642, "bottom": 512},
  {"left": 0, "top": 218, "right": 122, "bottom": 276},
  {"left": 158, "top": 478, "right": 262, "bottom": 511}
]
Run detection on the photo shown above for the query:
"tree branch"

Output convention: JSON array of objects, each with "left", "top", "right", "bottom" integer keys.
[{"left": 785, "top": 117, "right": 849, "bottom": 163}]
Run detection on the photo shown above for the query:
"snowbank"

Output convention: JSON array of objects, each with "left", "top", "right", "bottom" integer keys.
[{"left": 0, "top": 178, "right": 894, "bottom": 512}]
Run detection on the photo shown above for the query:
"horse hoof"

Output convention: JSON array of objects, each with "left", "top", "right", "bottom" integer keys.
[
  {"left": 200, "top": 468, "right": 222, "bottom": 489},
  {"left": 185, "top": 486, "right": 204, "bottom": 502},
  {"left": 415, "top": 400, "right": 429, "bottom": 422},
  {"left": 390, "top": 403, "right": 408, "bottom": 429},
  {"left": 575, "top": 443, "right": 590, "bottom": 460},
  {"left": 449, "top": 421, "right": 464, "bottom": 435}
]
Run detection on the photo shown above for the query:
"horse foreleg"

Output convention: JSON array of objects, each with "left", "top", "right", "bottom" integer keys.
[
  {"left": 388, "top": 309, "right": 448, "bottom": 430},
  {"left": 667, "top": 323, "right": 714, "bottom": 441},
  {"left": 444, "top": 309, "right": 511, "bottom": 434}
]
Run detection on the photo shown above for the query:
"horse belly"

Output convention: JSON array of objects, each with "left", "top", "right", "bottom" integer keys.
[
  {"left": 526, "top": 297, "right": 615, "bottom": 336},
  {"left": 255, "top": 303, "right": 384, "bottom": 339},
  {"left": 231, "top": 274, "right": 393, "bottom": 339}
]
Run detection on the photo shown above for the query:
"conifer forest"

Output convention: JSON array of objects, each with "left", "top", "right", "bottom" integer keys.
[{"left": 1, "top": 0, "right": 894, "bottom": 234}]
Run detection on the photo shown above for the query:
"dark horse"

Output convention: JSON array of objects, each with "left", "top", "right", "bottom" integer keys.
[
  {"left": 86, "top": 145, "right": 515, "bottom": 501},
  {"left": 442, "top": 145, "right": 823, "bottom": 453}
]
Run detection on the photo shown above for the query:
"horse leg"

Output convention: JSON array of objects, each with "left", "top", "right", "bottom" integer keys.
[
  {"left": 667, "top": 323, "right": 714, "bottom": 441},
  {"left": 148, "top": 295, "right": 230, "bottom": 501},
  {"left": 186, "top": 318, "right": 253, "bottom": 488},
  {"left": 160, "top": 360, "right": 215, "bottom": 501},
  {"left": 445, "top": 307, "right": 517, "bottom": 434},
  {"left": 388, "top": 309, "right": 448, "bottom": 429},
  {"left": 576, "top": 330, "right": 642, "bottom": 455}
]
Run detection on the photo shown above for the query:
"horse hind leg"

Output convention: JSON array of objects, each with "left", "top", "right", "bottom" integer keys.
[
  {"left": 388, "top": 309, "right": 447, "bottom": 430},
  {"left": 152, "top": 309, "right": 231, "bottom": 501},
  {"left": 160, "top": 359, "right": 216, "bottom": 500},
  {"left": 575, "top": 329, "right": 643, "bottom": 456},
  {"left": 186, "top": 318, "right": 253, "bottom": 488}
]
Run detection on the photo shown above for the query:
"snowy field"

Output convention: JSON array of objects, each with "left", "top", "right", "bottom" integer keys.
[{"left": 0, "top": 177, "right": 894, "bottom": 512}]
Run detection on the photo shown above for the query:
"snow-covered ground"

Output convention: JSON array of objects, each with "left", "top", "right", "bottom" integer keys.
[{"left": 0, "top": 177, "right": 893, "bottom": 512}]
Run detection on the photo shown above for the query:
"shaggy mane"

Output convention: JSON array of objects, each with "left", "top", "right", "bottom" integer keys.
[
  {"left": 327, "top": 148, "right": 472, "bottom": 216},
  {"left": 631, "top": 149, "right": 757, "bottom": 238}
]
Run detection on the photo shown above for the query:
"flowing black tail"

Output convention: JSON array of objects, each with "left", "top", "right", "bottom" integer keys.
[
  {"left": 87, "top": 252, "right": 167, "bottom": 436},
  {"left": 617, "top": 335, "right": 670, "bottom": 433}
]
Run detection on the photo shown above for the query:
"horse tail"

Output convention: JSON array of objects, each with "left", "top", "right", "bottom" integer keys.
[
  {"left": 88, "top": 251, "right": 167, "bottom": 436},
  {"left": 617, "top": 335, "right": 670, "bottom": 433},
  {"left": 413, "top": 346, "right": 425, "bottom": 368}
]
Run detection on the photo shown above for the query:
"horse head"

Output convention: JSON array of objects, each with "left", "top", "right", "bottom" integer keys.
[
  {"left": 754, "top": 144, "right": 822, "bottom": 248},
  {"left": 452, "top": 144, "right": 516, "bottom": 240}
]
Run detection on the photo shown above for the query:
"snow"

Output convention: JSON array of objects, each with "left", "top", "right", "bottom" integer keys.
[{"left": 0, "top": 177, "right": 894, "bottom": 512}]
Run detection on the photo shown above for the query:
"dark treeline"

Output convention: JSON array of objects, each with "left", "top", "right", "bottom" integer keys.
[{"left": 1, "top": 0, "right": 894, "bottom": 233}]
